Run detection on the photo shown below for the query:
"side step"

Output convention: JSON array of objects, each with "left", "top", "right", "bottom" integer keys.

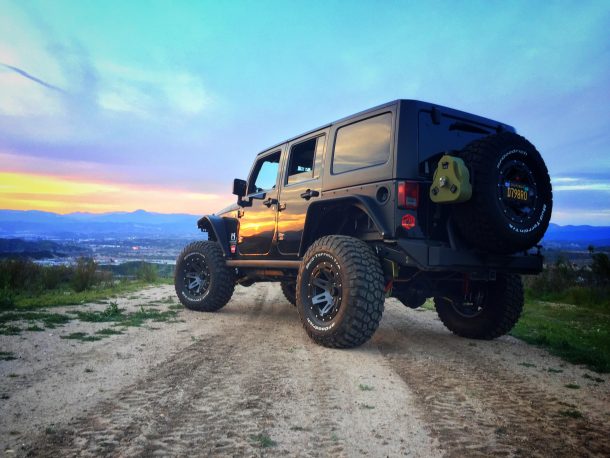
[{"left": 225, "top": 260, "right": 301, "bottom": 269}]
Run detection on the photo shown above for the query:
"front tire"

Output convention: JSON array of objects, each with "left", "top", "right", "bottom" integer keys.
[
  {"left": 280, "top": 281, "right": 297, "bottom": 306},
  {"left": 175, "top": 241, "right": 235, "bottom": 311},
  {"left": 434, "top": 274, "right": 523, "bottom": 339},
  {"left": 296, "top": 236, "right": 385, "bottom": 348}
]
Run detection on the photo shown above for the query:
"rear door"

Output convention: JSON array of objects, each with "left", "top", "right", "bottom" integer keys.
[{"left": 276, "top": 131, "right": 327, "bottom": 255}]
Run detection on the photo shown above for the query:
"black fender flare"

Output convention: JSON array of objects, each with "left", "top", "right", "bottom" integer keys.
[
  {"left": 298, "top": 195, "right": 391, "bottom": 256},
  {"left": 197, "top": 215, "right": 231, "bottom": 257}
]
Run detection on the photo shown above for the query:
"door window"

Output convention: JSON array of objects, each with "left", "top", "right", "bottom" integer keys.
[
  {"left": 286, "top": 135, "right": 325, "bottom": 185},
  {"left": 248, "top": 151, "right": 281, "bottom": 194}
]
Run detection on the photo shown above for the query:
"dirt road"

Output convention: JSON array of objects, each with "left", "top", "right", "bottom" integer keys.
[{"left": 1, "top": 284, "right": 609, "bottom": 457}]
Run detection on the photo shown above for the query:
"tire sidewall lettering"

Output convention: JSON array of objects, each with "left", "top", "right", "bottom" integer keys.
[
  {"left": 496, "top": 149, "right": 528, "bottom": 170},
  {"left": 508, "top": 203, "right": 547, "bottom": 234}
]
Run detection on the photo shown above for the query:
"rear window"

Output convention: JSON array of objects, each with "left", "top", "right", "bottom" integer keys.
[{"left": 332, "top": 112, "right": 392, "bottom": 174}]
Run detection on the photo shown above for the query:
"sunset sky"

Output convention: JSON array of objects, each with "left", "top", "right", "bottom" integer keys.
[{"left": 1, "top": 0, "right": 609, "bottom": 223}]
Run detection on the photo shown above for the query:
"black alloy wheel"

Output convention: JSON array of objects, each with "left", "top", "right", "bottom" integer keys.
[{"left": 307, "top": 259, "right": 343, "bottom": 325}]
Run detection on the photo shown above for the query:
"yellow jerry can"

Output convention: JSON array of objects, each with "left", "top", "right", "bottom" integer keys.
[{"left": 429, "top": 155, "right": 472, "bottom": 204}]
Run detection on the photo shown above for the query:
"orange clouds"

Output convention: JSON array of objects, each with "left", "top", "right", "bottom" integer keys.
[{"left": 0, "top": 172, "right": 233, "bottom": 214}]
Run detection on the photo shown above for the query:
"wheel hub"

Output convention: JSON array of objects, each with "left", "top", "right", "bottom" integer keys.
[
  {"left": 308, "top": 261, "right": 342, "bottom": 321},
  {"left": 182, "top": 254, "right": 210, "bottom": 298},
  {"left": 497, "top": 159, "right": 539, "bottom": 225},
  {"left": 447, "top": 288, "right": 486, "bottom": 319}
]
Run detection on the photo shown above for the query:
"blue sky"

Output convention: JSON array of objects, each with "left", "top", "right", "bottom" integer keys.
[{"left": 0, "top": 0, "right": 609, "bottom": 222}]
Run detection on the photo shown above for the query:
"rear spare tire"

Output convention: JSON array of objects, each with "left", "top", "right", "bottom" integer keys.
[
  {"left": 175, "top": 241, "right": 235, "bottom": 311},
  {"left": 452, "top": 132, "right": 552, "bottom": 254}
]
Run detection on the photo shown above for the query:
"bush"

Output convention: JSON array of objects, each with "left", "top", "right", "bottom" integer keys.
[
  {"left": 136, "top": 262, "right": 158, "bottom": 283},
  {"left": 524, "top": 251, "right": 610, "bottom": 308},
  {"left": 72, "top": 258, "right": 98, "bottom": 292},
  {"left": 0, "top": 286, "right": 15, "bottom": 310},
  {"left": 42, "top": 264, "right": 73, "bottom": 290}
]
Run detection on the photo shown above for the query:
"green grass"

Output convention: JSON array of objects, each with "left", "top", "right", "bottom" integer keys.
[
  {"left": 75, "top": 303, "right": 178, "bottom": 329},
  {"left": 249, "top": 433, "right": 277, "bottom": 448},
  {"left": 358, "top": 384, "right": 374, "bottom": 391},
  {"left": 526, "top": 286, "right": 610, "bottom": 309},
  {"left": 0, "top": 297, "right": 178, "bottom": 339},
  {"left": 420, "top": 299, "right": 435, "bottom": 311},
  {"left": 583, "top": 373, "right": 605, "bottom": 383},
  {"left": 0, "top": 310, "right": 72, "bottom": 331},
  {"left": 95, "top": 328, "right": 124, "bottom": 336},
  {"left": 0, "top": 351, "right": 16, "bottom": 361},
  {"left": 0, "top": 324, "right": 22, "bottom": 335},
  {"left": 73, "top": 302, "right": 123, "bottom": 322},
  {"left": 60, "top": 332, "right": 102, "bottom": 342},
  {"left": 9, "top": 280, "right": 159, "bottom": 309},
  {"left": 511, "top": 299, "right": 610, "bottom": 373},
  {"left": 559, "top": 409, "right": 583, "bottom": 419}
]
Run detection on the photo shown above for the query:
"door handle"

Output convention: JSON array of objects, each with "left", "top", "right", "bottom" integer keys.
[
  {"left": 300, "top": 189, "right": 319, "bottom": 200},
  {"left": 237, "top": 209, "right": 244, "bottom": 218},
  {"left": 263, "top": 197, "right": 278, "bottom": 208},
  {"left": 278, "top": 202, "right": 286, "bottom": 211}
]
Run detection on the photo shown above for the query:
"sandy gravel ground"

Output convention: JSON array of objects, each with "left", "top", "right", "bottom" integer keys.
[{"left": 1, "top": 283, "right": 609, "bottom": 457}]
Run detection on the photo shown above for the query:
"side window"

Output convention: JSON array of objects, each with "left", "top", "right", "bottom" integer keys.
[
  {"left": 286, "top": 136, "right": 325, "bottom": 185},
  {"left": 332, "top": 112, "right": 392, "bottom": 174},
  {"left": 248, "top": 151, "right": 281, "bottom": 194}
]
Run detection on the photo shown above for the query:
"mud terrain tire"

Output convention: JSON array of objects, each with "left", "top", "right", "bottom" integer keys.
[
  {"left": 434, "top": 274, "right": 523, "bottom": 339},
  {"left": 175, "top": 241, "right": 235, "bottom": 311},
  {"left": 452, "top": 132, "right": 552, "bottom": 254},
  {"left": 296, "top": 235, "right": 385, "bottom": 348},
  {"left": 280, "top": 281, "right": 297, "bottom": 306}
]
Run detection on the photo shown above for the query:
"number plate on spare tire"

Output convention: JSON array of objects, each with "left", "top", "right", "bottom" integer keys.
[{"left": 505, "top": 182, "right": 529, "bottom": 201}]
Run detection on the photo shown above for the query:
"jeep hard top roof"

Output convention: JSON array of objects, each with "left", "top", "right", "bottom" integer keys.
[{"left": 257, "top": 99, "right": 515, "bottom": 156}]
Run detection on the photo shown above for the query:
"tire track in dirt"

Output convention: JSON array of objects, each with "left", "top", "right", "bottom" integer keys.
[
  {"left": 26, "top": 287, "right": 271, "bottom": 457},
  {"left": 374, "top": 306, "right": 610, "bottom": 457},
  {"left": 23, "top": 285, "right": 364, "bottom": 457},
  {"left": 23, "top": 285, "right": 439, "bottom": 457}
]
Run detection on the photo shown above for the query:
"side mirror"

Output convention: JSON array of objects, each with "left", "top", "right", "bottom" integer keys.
[{"left": 232, "top": 178, "right": 247, "bottom": 197}]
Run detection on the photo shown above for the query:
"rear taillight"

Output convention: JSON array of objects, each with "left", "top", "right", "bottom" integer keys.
[{"left": 397, "top": 181, "right": 419, "bottom": 209}]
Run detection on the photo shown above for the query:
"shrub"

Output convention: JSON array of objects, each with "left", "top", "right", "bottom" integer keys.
[
  {"left": 136, "top": 262, "right": 158, "bottom": 283},
  {"left": 0, "top": 286, "right": 15, "bottom": 310},
  {"left": 72, "top": 258, "right": 98, "bottom": 292}
]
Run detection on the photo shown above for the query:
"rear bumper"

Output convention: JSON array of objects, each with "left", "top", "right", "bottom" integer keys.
[{"left": 379, "top": 239, "right": 543, "bottom": 274}]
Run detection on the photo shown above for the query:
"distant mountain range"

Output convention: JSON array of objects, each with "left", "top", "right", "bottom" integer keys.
[
  {"left": 543, "top": 223, "right": 610, "bottom": 248},
  {"left": 1, "top": 210, "right": 609, "bottom": 247},
  {"left": 0, "top": 209, "right": 201, "bottom": 239}
]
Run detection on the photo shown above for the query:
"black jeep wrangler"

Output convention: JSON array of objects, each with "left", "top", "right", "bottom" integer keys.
[{"left": 175, "top": 100, "right": 552, "bottom": 348}]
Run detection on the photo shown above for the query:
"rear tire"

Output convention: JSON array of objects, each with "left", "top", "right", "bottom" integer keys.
[
  {"left": 296, "top": 235, "right": 385, "bottom": 348},
  {"left": 280, "top": 281, "right": 297, "bottom": 306},
  {"left": 434, "top": 274, "right": 523, "bottom": 339},
  {"left": 174, "top": 241, "right": 235, "bottom": 311}
]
